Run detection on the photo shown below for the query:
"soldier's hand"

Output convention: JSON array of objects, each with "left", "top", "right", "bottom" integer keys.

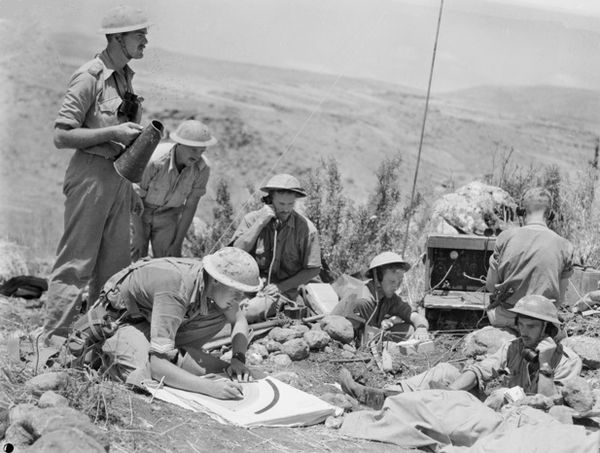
[
  {"left": 380, "top": 319, "right": 394, "bottom": 330},
  {"left": 208, "top": 378, "right": 244, "bottom": 400},
  {"left": 260, "top": 204, "right": 277, "bottom": 222},
  {"left": 262, "top": 283, "right": 280, "bottom": 298},
  {"left": 113, "top": 122, "right": 143, "bottom": 145},
  {"left": 536, "top": 336, "right": 557, "bottom": 367}
]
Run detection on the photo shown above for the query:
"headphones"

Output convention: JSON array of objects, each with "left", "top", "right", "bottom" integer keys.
[{"left": 516, "top": 187, "right": 555, "bottom": 222}]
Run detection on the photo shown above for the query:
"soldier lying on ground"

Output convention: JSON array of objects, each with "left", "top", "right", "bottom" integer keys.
[
  {"left": 339, "top": 295, "right": 582, "bottom": 409},
  {"left": 131, "top": 120, "right": 218, "bottom": 261},
  {"left": 68, "top": 247, "right": 262, "bottom": 399},
  {"left": 332, "top": 251, "right": 430, "bottom": 343},
  {"left": 231, "top": 174, "right": 321, "bottom": 322}
]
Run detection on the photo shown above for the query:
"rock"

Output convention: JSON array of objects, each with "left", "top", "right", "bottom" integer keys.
[
  {"left": 271, "top": 354, "right": 292, "bottom": 367},
  {"left": 515, "top": 394, "right": 554, "bottom": 411},
  {"left": 281, "top": 339, "right": 310, "bottom": 361},
  {"left": 7, "top": 404, "right": 109, "bottom": 450},
  {"left": 268, "top": 327, "right": 301, "bottom": 343},
  {"left": 340, "top": 350, "right": 355, "bottom": 359},
  {"left": 5, "top": 422, "right": 35, "bottom": 446},
  {"left": 324, "top": 415, "right": 344, "bottom": 429},
  {"left": 263, "top": 339, "right": 283, "bottom": 353},
  {"left": 319, "top": 392, "right": 358, "bottom": 411},
  {"left": 561, "top": 377, "right": 594, "bottom": 414},
  {"left": 429, "top": 181, "right": 517, "bottom": 235},
  {"left": 320, "top": 316, "right": 354, "bottom": 344},
  {"left": 246, "top": 351, "right": 263, "bottom": 365},
  {"left": 311, "top": 323, "right": 322, "bottom": 330},
  {"left": 289, "top": 324, "right": 310, "bottom": 336},
  {"left": 0, "top": 407, "right": 8, "bottom": 439},
  {"left": 272, "top": 371, "right": 300, "bottom": 387},
  {"left": 249, "top": 343, "right": 269, "bottom": 358},
  {"left": 324, "top": 346, "right": 333, "bottom": 353},
  {"left": 220, "top": 350, "right": 232, "bottom": 362},
  {"left": 38, "top": 391, "right": 69, "bottom": 409},
  {"left": 462, "top": 326, "right": 516, "bottom": 357},
  {"left": 562, "top": 336, "right": 600, "bottom": 369},
  {"left": 303, "top": 330, "right": 331, "bottom": 350},
  {"left": 27, "top": 427, "right": 107, "bottom": 453},
  {"left": 25, "top": 372, "right": 69, "bottom": 396},
  {"left": 342, "top": 343, "right": 356, "bottom": 352},
  {"left": 548, "top": 406, "right": 573, "bottom": 424}
]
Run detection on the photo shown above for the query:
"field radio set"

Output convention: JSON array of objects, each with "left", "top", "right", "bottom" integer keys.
[{"left": 423, "top": 234, "right": 496, "bottom": 329}]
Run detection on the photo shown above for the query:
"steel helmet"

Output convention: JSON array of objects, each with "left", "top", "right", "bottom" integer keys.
[
  {"left": 171, "top": 120, "right": 217, "bottom": 147},
  {"left": 99, "top": 6, "right": 152, "bottom": 34},
  {"left": 260, "top": 174, "right": 306, "bottom": 198},
  {"left": 203, "top": 247, "right": 261, "bottom": 293},
  {"left": 508, "top": 295, "right": 560, "bottom": 324},
  {"left": 367, "top": 251, "right": 411, "bottom": 277}
]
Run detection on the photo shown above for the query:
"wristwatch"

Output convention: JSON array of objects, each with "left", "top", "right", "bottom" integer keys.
[{"left": 232, "top": 352, "right": 246, "bottom": 364}]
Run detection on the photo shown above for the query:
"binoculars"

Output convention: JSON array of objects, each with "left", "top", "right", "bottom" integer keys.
[{"left": 118, "top": 92, "right": 140, "bottom": 121}]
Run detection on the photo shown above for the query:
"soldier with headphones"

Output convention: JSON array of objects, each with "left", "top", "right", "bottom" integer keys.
[{"left": 486, "top": 187, "right": 574, "bottom": 329}]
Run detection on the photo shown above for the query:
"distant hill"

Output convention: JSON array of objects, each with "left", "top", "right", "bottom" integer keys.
[{"left": 2, "top": 27, "right": 598, "bottom": 260}]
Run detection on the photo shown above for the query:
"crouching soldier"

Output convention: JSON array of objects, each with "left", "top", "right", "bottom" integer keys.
[
  {"left": 340, "top": 295, "right": 582, "bottom": 409},
  {"left": 332, "top": 252, "right": 430, "bottom": 343},
  {"left": 68, "top": 247, "right": 261, "bottom": 399}
]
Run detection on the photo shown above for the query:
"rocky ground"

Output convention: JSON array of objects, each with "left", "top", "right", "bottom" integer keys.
[{"left": 2, "top": 290, "right": 600, "bottom": 452}]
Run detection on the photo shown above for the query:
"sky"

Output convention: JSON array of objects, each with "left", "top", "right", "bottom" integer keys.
[{"left": 3, "top": 0, "right": 600, "bottom": 92}]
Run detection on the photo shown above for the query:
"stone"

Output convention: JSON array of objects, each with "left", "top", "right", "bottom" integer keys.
[
  {"left": 271, "top": 354, "right": 292, "bottom": 367},
  {"left": 320, "top": 315, "right": 354, "bottom": 344},
  {"left": 341, "top": 350, "right": 355, "bottom": 359},
  {"left": 246, "top": 351, "right": 263, "bottom": 365},
  {"left": 268, "top": 327, "right": 301, "bottom": 343},
  {"left": 342, "top": 343, "right": 356, "bottom": 352},
  {"left": 249, "top": 343, "right": 269, "bottom": 358},
  {"left": 27, "top": 427, "right": 107, "bottom": 453},
  {"left": 271, "top": 371, "right": 300, "bottom": 387},
  {"left": 289, "top": 324, "right": 310, "bottom": 336},
  {"left": 5, "top": 422, "right": 35, "bottom": 446},
  {"left": 324, "top": 415, "right": 344, "bottom": 429},
  {"left": 319, "top": 392, "right": 358, "bottom": 411},
  {"left": 38, "top": 391, "right": 69, "bottom": 409},
  {"left": 462, "top": 326, "right": 516, "bottom": 357},
  {"left": 561, "top": 376, "right": 594, "bottom": 414},
  {"left": 281, "top": 339, "right": 310, "bottom": 361},
  {"left": 548, "top": 406, "right": 573, "bottom": 424},
  {"left": 25, "top": 372, "right": 69, "bottom": 396},
  {"left": 515, "top": 394, "right": 554, "bottom": 411},
  {"left": 303, "top": 330, "right": 331, "bottom": 350},
  {"left": 263, "top": 339, "right": 283, "bottom": 353},
  {"left": 220, "top": 350, "right": 232, "bottom": 362},
  {"left": 562, "top": 336, "right": 600, "bottom": 369},
  {"left": 324, "top": 346, "right": 333, "bottom": 353}
]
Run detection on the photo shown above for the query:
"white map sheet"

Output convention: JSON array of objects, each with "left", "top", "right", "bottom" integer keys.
[{"left": 144, "top": 376, "right": 342, "bottom": 428}]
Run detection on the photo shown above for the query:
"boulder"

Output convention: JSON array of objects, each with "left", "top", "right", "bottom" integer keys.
[
  {"left": 281, "top": 339, "right": 310, "bottom": 361},
  {"left": 289, "top": 324, "right": 310, "bottom": 336},
  {"left": 38, "top": 391, "right": 69, "bottom": 409},
  {"left": 548, "top": 406, "right": 573, "bottom": 424},
  {"left": 248, "top": 343, "right": 269, "bottom": 358},
  {"left": 561, "top": 336, "right": 600, "bottom": 369},
  {"left": 462, "top": 326, "right": 516, "bottom": 357},
  {"left": 268, "top": 327, "right": 302, "bottom": 343},
  {"left": 271, "top": 354, "right": 292, "bottom": 367},
  {"left": 25, "top": 372, "right": 69, "bottom": 396},
  {"left": 246, "top": 351, "right": 263, "bottom": 366},
  {"left": 429, "top": 181, "right": 517, "bottom": 235},
  {"left": 561, "top": 376, "right": 594, "bottom": 414},
  {"left": 303, "top": 330, "right": 331, "bottom": 350},
  {"left": 320, "top": 316, "right": 354, "bottom": 344}
]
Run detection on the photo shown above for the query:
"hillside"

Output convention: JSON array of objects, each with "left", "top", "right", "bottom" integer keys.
[{"left": 1, "top": 26, "right": 599, "bottom": 261}]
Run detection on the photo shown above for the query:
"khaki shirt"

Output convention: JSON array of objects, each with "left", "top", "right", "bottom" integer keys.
[
  {"left": 134, "top": 143, "right": 210, "bottom": 209},
  {"left": 55, "top": 50, "right": 136, "bottom": 159},
  {"left": 489, "top": 224, "right": 574, "bottom": 307},
  {"left": 231, "top": 209, "right": 321, "bottom": 283},
  {"left": 116, "top": 258, "right": 226, "bottom": 360},
  {"left": 465, "top": 337, "right": 582, "bottom": 394}
]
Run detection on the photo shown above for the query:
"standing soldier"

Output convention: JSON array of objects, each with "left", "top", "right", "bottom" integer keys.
[
  {"left": 41, "top": 6, "right": 151, "bottom": 341},
  {"left": 131, "top": 120, "right": 217, "bottom": 261}
]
